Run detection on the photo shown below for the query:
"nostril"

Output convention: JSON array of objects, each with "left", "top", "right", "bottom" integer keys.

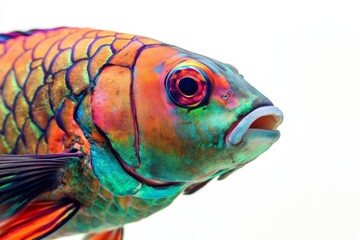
[{"left": 249, "top": 115, "right": 279, "bottom": 130}]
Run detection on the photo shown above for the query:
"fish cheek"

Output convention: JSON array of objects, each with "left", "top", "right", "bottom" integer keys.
[
  {"left": 134, "top": 77, "right": 191, "bottom": 180},
  {"left": 132, "top": 47, "right": 199, "bottom": 180},
  {"left": 174, "top": 109, "right": 232, "bottom": 175},
  {"left": 91, "top": 65, "right": 139, "bottom": 167},
  {"left": 136, "top": 105, "right": 232, "bottom": 181}
]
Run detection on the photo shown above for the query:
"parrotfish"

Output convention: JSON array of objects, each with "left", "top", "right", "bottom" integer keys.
[{"left": 0, "top": 27, "right": 283, "bottom": 239}]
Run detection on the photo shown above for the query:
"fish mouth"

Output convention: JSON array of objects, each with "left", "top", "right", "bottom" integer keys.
[{"left": 226, "top": 106, "right": 284, "bottom": 145}]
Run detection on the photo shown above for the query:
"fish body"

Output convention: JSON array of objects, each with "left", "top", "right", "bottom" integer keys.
[{"left": 0, "top": 27, "right": 283, "bottom": 239}]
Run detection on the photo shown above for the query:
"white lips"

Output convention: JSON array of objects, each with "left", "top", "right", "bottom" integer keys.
[{"left": 226, "top": 106, "right": 284, "bottom": 145}]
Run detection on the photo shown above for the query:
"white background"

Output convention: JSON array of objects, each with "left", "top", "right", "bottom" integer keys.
[{"left": 1, "top": 0, "right": 359, "bottom": 239}]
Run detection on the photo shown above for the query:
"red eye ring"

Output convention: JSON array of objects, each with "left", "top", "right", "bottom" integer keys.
[{"left": 165, "top": 65, "right": 211, "bottom": 108}]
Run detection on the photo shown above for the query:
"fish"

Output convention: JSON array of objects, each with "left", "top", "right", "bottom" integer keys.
[{"left": 0, "top": 27, "right": 283, "bottom": 239}]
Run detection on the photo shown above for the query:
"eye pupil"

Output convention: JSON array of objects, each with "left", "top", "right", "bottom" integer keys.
[{"left": 178, "top": 77, "right": 198, "bottom": 96}]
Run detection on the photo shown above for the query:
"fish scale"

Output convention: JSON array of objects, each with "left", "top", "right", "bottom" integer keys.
[
  {"left": 0, "top": 27, "right": 133, "bottom": 154},
  {"left": 0, "top": 27, "right": 175, "bottom": 237}
]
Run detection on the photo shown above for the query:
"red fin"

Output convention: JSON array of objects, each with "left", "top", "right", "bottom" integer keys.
[
  {"left": 0, "top": 152, "right": 82, "bottom": 222},
  {"left": 0, "top": 199, "right": 80, "bottom": 239},
  {"left": 85, "top": 228, "right": 124, "bottom": 240}
]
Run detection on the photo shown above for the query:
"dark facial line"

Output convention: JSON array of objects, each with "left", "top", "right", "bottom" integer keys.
[
  {"left": 89, "top": 122, "right": 184, "bottom": 188},
  {"left": 110, "top": 146, "right": 185, "bottom": 188},
  {"left": 129, "top": 43, "right": 170, "bottom": 169}
]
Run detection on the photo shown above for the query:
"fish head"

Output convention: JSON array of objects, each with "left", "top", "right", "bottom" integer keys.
[{"left": 89, "top": 43, "right": 283, "bottom": 198}]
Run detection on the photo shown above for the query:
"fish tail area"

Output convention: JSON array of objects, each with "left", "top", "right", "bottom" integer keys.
[
  {"left": 0, "top": 199, "right": 80, "bottom": 239},
  {"left": 0, "top": 152, "right": 82, "bottom": 222},
  {"left": 84, "top": 228, "right": 124, "bottom": 240}
]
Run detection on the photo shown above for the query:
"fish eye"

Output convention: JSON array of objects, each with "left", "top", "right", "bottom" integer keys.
[
  {"left": 165, "top": 65, "right": 211, "bottom": 108},
  {"left": 178, "top": 77, "right": 198, "bottom": 96}
]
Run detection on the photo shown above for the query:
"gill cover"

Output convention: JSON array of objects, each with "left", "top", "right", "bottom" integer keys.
[{"left": 88, "top": 45, "right": 186, "bottom": 198}]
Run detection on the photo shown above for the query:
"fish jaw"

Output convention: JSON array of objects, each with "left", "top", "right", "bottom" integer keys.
[
  {"left": 226, "top": 106, "right": 284, "bottom": 146},
  {"left": 201, "top": 106, "right": 284, "bottom": 182}
]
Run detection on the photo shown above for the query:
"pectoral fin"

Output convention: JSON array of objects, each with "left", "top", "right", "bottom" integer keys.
[
  {"left": 84, "top": 228, "right": 124, "bottom": 240},
  {"left": 0, "top": 199, "right": 80, "bottom": 239},
  {"left": 0, "top": 152, "right": 82, "bottom": 222}
]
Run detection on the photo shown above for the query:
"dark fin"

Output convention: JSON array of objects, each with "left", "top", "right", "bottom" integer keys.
[
  {"left": 0, "top": 199, "right": 80, "bottom": 239},
  {"left": 217, "top": 165, "right": 245, "bottom": 181},
  {"left": 84, "top": 228, "right": 124, "bottom": 240},
  {"left": 0, "top": 30, "right": 40, "bottom": 43},
  {"left": 184, "top": 179, "right": 212, "bottom": 195},
  {"left": 0, "top": 27, "right": 68, "bottom": 43},
  {"left": 0, "top": 152, "right": 82, "bottom": 222}
]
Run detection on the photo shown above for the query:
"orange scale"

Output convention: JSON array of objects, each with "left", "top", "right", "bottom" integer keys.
[
  {"left": 59, "top": 28, "right": 93, "bottom": 50},
  {"left": 22, "top": 119, "right": 42, "bottom": 154},
  {"left": 24, "top": 31, "right": 46, "bottom": 49},
  {"left": 0, "top": 98, "right": 9, "bottom": 132},
  {"left": 13, "top": 92, "right": 29, "bottom": 129},
  {"left": 46, "top": 118, "right": 67, "bottom": 153},
  {"left": 50, "top": 48, "right": 73, "bottom": 74},
  {"left": 108, "top": 40, "right": 143, "bottom": 67},
  {"left": 89, "top": 45, "right": 112, "bottom": 81},
  {"left": 0, "top": 135, "right": 11, "bottom": 153},
  {"left": 36, "top": 135, "right": 48, "bottom": 154},
  {"left": 116, "top": 33, "right": 134, "bottom": 39},
  {"left": 4, "top": 114, "right": 20, "bottom": 149},
  {"left": 97, "top": 30, "right": 117, "bottom": 37},
  {"left": 2, "top": 71, "right": 20, "bottom": 109},
  {"left": 30, "top": 59, "right": 43, "bottom": 69},
  {"left": 33, "top": 29, "right": 70, "bottom": 59},
  {"left": 25, "top": 66, "right": 45, "bottom": 102},
  {"left": 85, "top": 31, "right": 98, "bottom": 38},
  {"left": 89, "top": 37, "right": 115, "bottom": 57},
  {"left": 73, "top": 38, "right": 94, "bottom": 61},
  {"left": 44, "top": 40, "right": 61, "bottom": 72},
  {"left": 112, "top": 39, "right": 131, "bottom": 52},
  {"left": 15, "top": 137, "right": 27, "bottom": 154},
  {"left": 14, "top": 50, "right": 32, "bottom": 87},
  {"left": 67, "top": 59, "right": 90, "bottom": 96},
  {"left": 31, "top": 85, "right": 54, "bottom": 130},
  {"left": 0, "top": 40, "right": 23, "bottom": 86},
  {"left": 50, "top": 71, "right": 70, "bottom": 110}
]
